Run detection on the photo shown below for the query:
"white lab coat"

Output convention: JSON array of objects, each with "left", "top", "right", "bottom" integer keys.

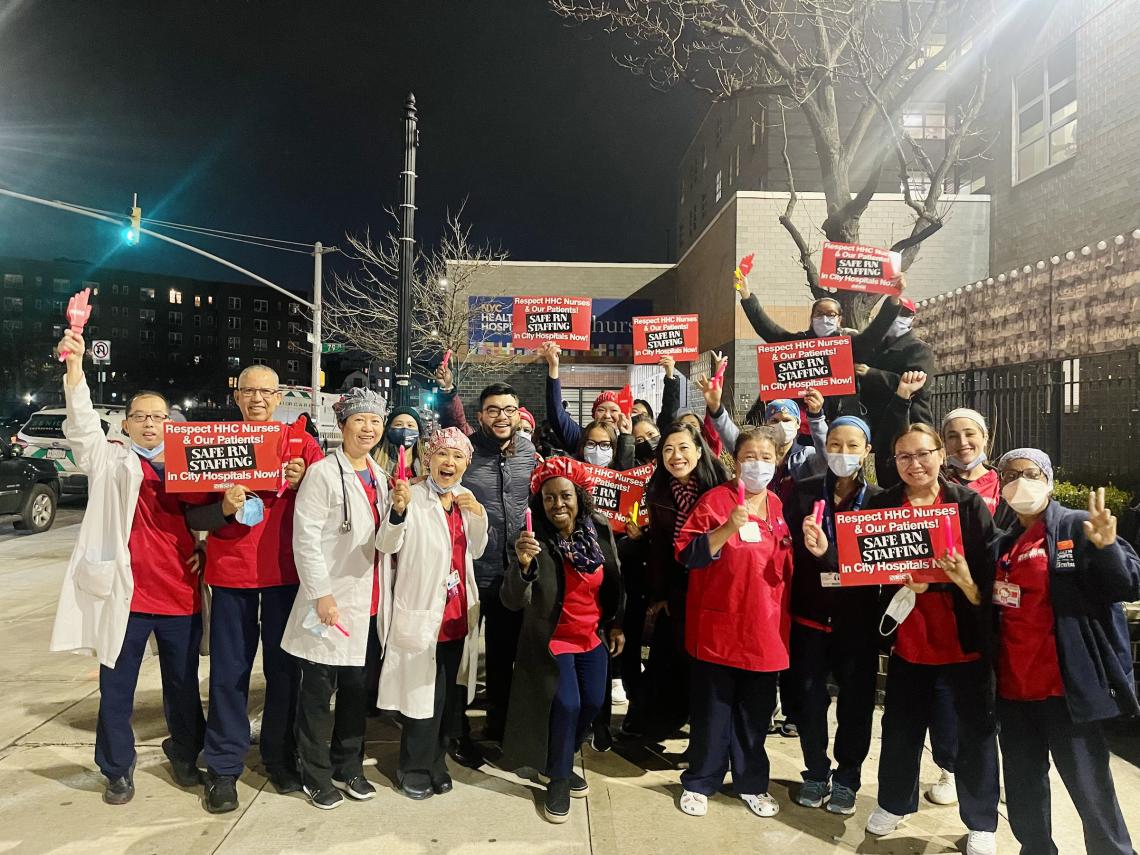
[
  {"left": 281, "top": 450, "right": 390, "bottom": 667},
  {"left": 376, "top": 480, "right": 488, "bottom": 719},
  {"left": 49, "top": 377, "right": 142, "bottom": 668}
]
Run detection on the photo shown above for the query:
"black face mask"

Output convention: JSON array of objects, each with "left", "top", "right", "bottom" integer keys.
[
  {"left": 635, "top": 435, "right": 660, "bottom": 462},
  {"left": 386, "top": 426, "right": 419, "bottom": 448}
]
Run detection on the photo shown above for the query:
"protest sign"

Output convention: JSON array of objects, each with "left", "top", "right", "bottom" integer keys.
[
  {"left": 583, "top": 462, "right": 652, "bottom": 534},
  {"left": 632, "top": 314, "right": 700, "bottom": 364},
  {"left": 163, "top": 421, "right": 287, "bottom": 493},
  {"left": 755, "top": 336, "right": 857, "bottom": 400},
  {"left": 511, "top": 296, "right": 592, "bottom": 351},
  {"left": 831, "top": 503, "right": 963, "bottom": 587},
  {"left": 819, "top": 242, "right": 902, "bottom": 296}
]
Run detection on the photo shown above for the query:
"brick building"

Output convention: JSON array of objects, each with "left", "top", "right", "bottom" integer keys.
[{"left": 0, "top": 256, "right": 310, "bottom": 411}]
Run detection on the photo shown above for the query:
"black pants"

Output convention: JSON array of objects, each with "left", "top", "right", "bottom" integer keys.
[
  {"left": 681, "top": 659, "right": 778, "bottom": 796},
  {"left": 364, "top": 614, "right": 382, "bottom": 713},
  {"left": 203, "top": 584, "right": 299, "bottom": 777},
  {"left": 96, "top": 612, "right": 205, "bottom": 780},
  {"left": 929, "top": 670, "right": 958, "bottom": 771},
  {"left": 400, "top": 639, "right": 466, "bottom": 778},
  {"left": 295, "top": 659, "right": 367, "bottom": 792},
  {"left": 479, "top": 577, "right": 523, "bottom": 737},
  {"left": 787, "top": 622, "right": 878, "bottom": 790},
  {"left": 618, "top": 556, "right": 647, "bottom": 701},
  {"left": 998, "top": 697, "right": 1135, "bottom": 855},
  {"left": 878, "top": 656, "right": 999, "bottom": 831},
  {"left": 635, "top": 610, "right": 691, "bottom": 740}
]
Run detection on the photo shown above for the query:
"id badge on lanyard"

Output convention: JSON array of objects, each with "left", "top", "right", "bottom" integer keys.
[
  {"left": 446, "top": 568, "right": 462, "bottom": 600},
  {"left": 993, "top": 557, "right": 1021, "bottom": 608}
]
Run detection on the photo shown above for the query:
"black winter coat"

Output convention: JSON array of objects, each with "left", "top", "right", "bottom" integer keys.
[
  {"left": 859, "top": 331, "right": 937, "bottom": 481},
  {"left": 499, "top": 513, "right": 623, "bottom": 773}
]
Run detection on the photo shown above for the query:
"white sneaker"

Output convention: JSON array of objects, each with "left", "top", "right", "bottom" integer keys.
[
  {"left": 866, "top": 805, "right": 905, "bottom": 835},
  {"left": 966, "top": 830, "right": 997, "bottom": 855},
  {"left": 927, "top": 769, "right": 958, "bottom": 805},
  {"left": 741, "top": 793, "right": 780, "bottom": 817},
  {"left": 611, "top": 679, "right": 628, "bottom": 706},
  {"left": 679, "top": 790, "right": 708, "bottom": 816}
]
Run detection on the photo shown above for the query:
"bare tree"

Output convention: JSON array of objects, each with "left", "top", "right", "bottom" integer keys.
[
  {"left": 550, "top": 0, "right": 994, "bottom": 324},
  {"left": 318, "top": 207, "right": 517, "bottom": 384}
]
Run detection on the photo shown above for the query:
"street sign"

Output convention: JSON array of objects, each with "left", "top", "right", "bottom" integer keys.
[
  {"left": 321, "top": 343, "right": 345, "bottom": 354},
  {"left": 91, "top": 340, "right": 111, "bottom": 364}
]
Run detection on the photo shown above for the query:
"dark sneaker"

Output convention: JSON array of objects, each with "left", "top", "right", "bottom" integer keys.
[
  {"left": 431, "top": 772, "right": 453, "bottom": 795},
  {"left": 795, "top": 778, "right": 830, "bottom": 809},
  {"left": 779, "top": 720, "right": 799, "bottom": 738},
  {"left": 397, "top": 771, "right": 433, "bottom": 801},
  {"left": 447, "top": 736, "right": 485, "bottom": 769},
  {"left": 103, "top": 775, "right": 134, "bottom": 806},
  {"left": 589, "top": 725, "right": 614, "bottom": 753},
  {"left": 267, "top": 767, "right": 302, "bottom": 795},
  {"left": 162, "top": 738, "right": 203, "bottom": 787},
  {"left": 332, "top": 776, "right": 376, "bottom": 801},
  {"left": 827, "top": 783, "right": 857, "bottom": 815},
  {"left": 303, "top": 785, "right": 344, "bottom": 810},
  {"left": 205, "top": 774, "right": 239, "bottom": 814},
  {"left": 569, "top": 770, "right": 589, "bottom": 798},
  {"left": 544, "top": 778, "right": 571, "bottom": 823}
]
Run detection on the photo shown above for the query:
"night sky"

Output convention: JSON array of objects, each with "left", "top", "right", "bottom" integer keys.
[{"left": 0, "top": 0, "right": 706, "bottom": 291}]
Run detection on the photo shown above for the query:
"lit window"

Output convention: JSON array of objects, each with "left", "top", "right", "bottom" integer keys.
[
  {"left": 902, "top": 104, "right": 946, "bottom": 140},
  {"left": 228, "top": 376, "right": 238, "bottom": 389},
  {"left": 1014, "top": 38, "right": 1076, "bottom": 182},
  {"left": 141, "top": 288, "right": 155, "bottom": 300},
  {"left": 194, "top": 295, "right": 202, "bottom": 307},
  {"left": 169, "top": 289, "right": 182, "bottom": 304}
]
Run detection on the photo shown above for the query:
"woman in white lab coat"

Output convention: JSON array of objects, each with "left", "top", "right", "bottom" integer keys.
[{"left": 377, "top": 427, "right": 488, "bottom": 800}]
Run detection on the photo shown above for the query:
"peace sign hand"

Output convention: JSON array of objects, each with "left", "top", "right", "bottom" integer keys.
[{"left": 1083, "top": 487, "right": 1117, "bottom": 549}]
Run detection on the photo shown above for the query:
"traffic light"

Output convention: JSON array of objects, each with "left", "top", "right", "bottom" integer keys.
[{"left": 124, "top": 204, "right": 141, "bottom": 246}]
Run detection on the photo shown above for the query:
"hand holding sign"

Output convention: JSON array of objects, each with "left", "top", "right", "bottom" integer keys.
[{"left": 58, "top": 288, "right": 93, "bottom": 362}]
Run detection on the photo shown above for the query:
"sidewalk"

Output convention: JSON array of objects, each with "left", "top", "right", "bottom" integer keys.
[{"left": 2, "top": 520, "right": 1138, "bottom": 854}]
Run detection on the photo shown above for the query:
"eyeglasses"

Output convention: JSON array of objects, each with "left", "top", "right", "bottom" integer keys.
[
  {"left": 238, "top": 387, "right": 279, "bottom": 399},
  {"left": 999, "top": 467, "right": 1046, "bottom": 484},
  {"left": 482, "top": 405, "right": 519, "bottom": 418},
  {"left": 127, "top": 413, "right": 169, "bottom": 424},
  {"left": 584, "top": 441, "right": 613, "bottom": 451},
  {"left": 812, "top": 310, "right": 841, "bottom": 319},
  {"left": 892, "top": 449, "right": 940, "bottom": 466}
]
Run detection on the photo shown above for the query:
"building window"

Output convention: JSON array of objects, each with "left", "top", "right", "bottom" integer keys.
[
  {"left": 287, "top": 359, "right": 301, "bottom": 374},
  {"left": 226, "top": 316, "right": 241, "bottom": 330},
  {"left": 3, "top": 296, "right": 23, "bottom": 312},
  {"left": 140, "top": 330, "right": 155, "bottom": 344},
  {"left": 169, "top": 332, "right": 183, "bottom": 346},
  {"left": 140, "top": 308, "right": 156, "bottom": 322},
  {"left": 1062, "top": 357, "right": 1080, "bottom": 413},
  {"left": 169, "top": 289, "right": 182, "bottom": 304},
  {"left": 909, "top": 32, "right": 949, "bottom": 71},
  {"left": 228, "top": 376, "right": 238, "bottom": 389},
  {"left": 902, "top": 103, "right": 946, "bottom": 140},
  {"left": 715, "top": 170, "right": 723, "bottom": 203},
  {"left": 289, "top": 303, "right": 300, "bottom": 315},
  {"left": 193, "top": 315, "right": 202, "bottom": 328},
  {"left": 169, "top": 311, "right": 182, "bottom": 326},
  {"left": 193, "top": 334, "right": 202, "bottom": 346},
  {"left": 253, "top": 357, "right": 268, "bottom": 366},
  {"left": 227, "top": 296, "right": 242, "bottom": 310},
  {"left": 2, "top": 319, "right": 22, "bottom": 332},
  {"left": 53, "top": 278, "right": 71, "bottom": 293},
  {"left": 1014, "top": 37, "right": 1077, "bottom": 182},
  {"left": 206, "top": 315, "right": 216, "bottom": 328},
  {"left": 4, "top": 274, "right": 23, "bottom": 288},
  {"left": 288, "top": 321, "right": 302, "bottom": 336},
  {"left": 227, "top": 357, "right": 240, "bottom": 369},
  {"left": 207, "top": 295, "right": 214, "bottom": 305},
  {"left": 254, "top": 298, "right": 268, "bottom": 313},
  {"left": 254, "top": 318, "right": 268, "bottom": 332},
  {"left": 141, "top": 287, "right": 155, "bottom": 300},
  {"left": 194, "top": 295, "right": 202, "bottom": 307},
  {"left": 253, "top": 338, "right": 268, "bottom": 351},
  {"left": 228, "top": 336, "right": 241, "bottom": 351}
]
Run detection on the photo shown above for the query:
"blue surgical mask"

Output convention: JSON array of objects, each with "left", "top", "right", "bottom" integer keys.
[
  {"left": 888, "top": 316, "right": 914, "bottom": 340},
  {"left": 812, "top": 316, "right": 840, "bottom": 337},
  {"left": 236, "top": 494, "right": 265, "bottom": 527},
  {"left": 948, "top": 450, "right": 986, "bottom": 472},
  {"left": 132, "top": 441, "right": 164, "bottom": 460},
  {"left": 427, "top": 477, "right": 461, "bottom": 496},
  {"left": 387, "top": 427, "right": 419, "bottom": 449},
  {"left": 739, "top": 460, "right": 776, "bottom": 493}
]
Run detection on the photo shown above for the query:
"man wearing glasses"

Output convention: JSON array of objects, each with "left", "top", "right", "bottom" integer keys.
[
  {"left": 186, "top": 364, "right": 323, "bottom": 813},
  {"left": 50, "top": 329, "right": 207, "bottom": 806}
]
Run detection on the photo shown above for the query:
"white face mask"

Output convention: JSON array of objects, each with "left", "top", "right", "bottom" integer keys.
[
  {"left": 812, "top": 316, "right": 840, "bottom": 337},
  {"left": 775, "top": 420, "right": 799, "bottom": 445},
  {"left": 1001, "top": 478, "right": 1051, "bottom": 515},
  {"left": 827, "top": 452, "right": 863, "bottom": 478},
  {"left": 888, "top": 316, "right": 914, "bottom": 340},
  {"left": 740, "top": 460, "right": 776, "bottom": 493},
  {"left": 879, "top": 586, "right": 916, "bottom": 636},
  {"left": 584, "top": 446, "right": 614, "bottom": 468}
]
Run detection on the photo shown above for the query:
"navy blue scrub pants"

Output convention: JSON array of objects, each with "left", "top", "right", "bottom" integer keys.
[
  {"left": 546, "top": 643, "right": 608, "bottom": 780},
  {"left": 998, "top": 697, "right": 1134, "bottom": 855},
  {"left": 929, "top": 669, "right": 958, "bottom": 771},
  {"left": 96, "top": 612, "right": 205, "bottom": 780},
  {"left": 877, "top": 656, "right": 999, "bottom": 831},
  {"left": 681, "top": 658, "right": 778, "bottom": 797},
  {"left": 203, "top": 584, "right": 298, "bottom": 777},
  {"left": 787, "top": 622, "right": 879, "bottom": 791}
]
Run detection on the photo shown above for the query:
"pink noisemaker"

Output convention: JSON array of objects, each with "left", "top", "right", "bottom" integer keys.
[
  {"left": 813, "top": 500, "right": 826, "bottom": 527},
  {"left": 58, "top": 288, "right": 93, "bottom": 361}
]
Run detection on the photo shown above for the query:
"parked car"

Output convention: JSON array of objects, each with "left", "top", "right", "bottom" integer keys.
[
  {"left": 0, "top": 434, "right": 60, "bottom": 533},
  {"left": 16, "top": 405, "right": 127, "bottom": 494}
]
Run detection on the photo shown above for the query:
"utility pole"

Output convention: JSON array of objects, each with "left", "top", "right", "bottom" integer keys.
[
  {"left": 395, "top": 92, "right": 418, "bottom": 406},
  {"left": 310, "top": 242, "right": 325, "bottom": 420}
]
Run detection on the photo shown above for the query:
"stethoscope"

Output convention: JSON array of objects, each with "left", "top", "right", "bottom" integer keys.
[{"left": 333, "top": 454, "right": 353, "bottom": 532}]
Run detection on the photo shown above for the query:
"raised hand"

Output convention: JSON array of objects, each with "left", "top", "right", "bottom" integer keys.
[
  {"left": 889, "top": 272, "right": 908, "bottom": 304},
  {"left": 539, "top": 341, "right": 561, "bottom": 375},
  {"left": 697, "top": 372, "right": 723, "bottom": 413},
  {"left": 515, "top": 530, "right": 542, "bottom": 570},
  {"left": 895, "top": 370, "right": 927, "bottom": 400},
  {"left": 1083, "top": 487, "right": 1117, "bottom": 549},
  {"left": 803, "top": 388, "right": 824, "bottom": 416},
  {"left": 659, "top": 354, "right": 676, "bottom": 379},
  {"left": 391, "top": 478, "right": 412, "bottom": 514}
]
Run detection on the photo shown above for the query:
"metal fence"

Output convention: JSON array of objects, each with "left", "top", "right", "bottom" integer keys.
[{"left": 927, "top": 347, "right": 1140, "bottom": 490}]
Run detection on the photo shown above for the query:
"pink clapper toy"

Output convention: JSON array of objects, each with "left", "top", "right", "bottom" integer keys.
[
  {"left": 712, "top": 355, "right": 728, "bottom": 389},
  {"left": 737, "top": 482, "right": 747, "bottom": 505},
  {"left": 524, "top": 508, "right": 533, "bottom": 533},
  {"left": 813, "top": 500, "right": 826, "bottom": 527},
  {"left": 396, "top": 445, "right": 408, "bottom": 481},
  {"left": 941, "top": 515, "right": 957, "bottom": 558},
  {"left": 441, "top": 349, "right": 452, "bottom": 372},
  {"left": 58, "top": 288, "right": 93, "bottom": 361}
]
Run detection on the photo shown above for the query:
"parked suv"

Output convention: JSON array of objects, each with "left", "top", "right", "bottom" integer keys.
[
  {"left": 0, "top": 434, "right": 60, "bottom": 533},
  {"left": 17, "top": 405, "right": 126, "bottom": 494}
]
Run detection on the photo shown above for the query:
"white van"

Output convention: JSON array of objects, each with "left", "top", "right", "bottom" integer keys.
[
  {"left": 17, "top": 405, "right": 128, "bottom": 494},
  {"left": 276, "top": 386, "right": 342, "bottom": 450}
]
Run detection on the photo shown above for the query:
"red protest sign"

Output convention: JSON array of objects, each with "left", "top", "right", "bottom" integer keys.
[
  {"left": 511, "top": 296, "right": 592, "bottom": 351},
  {"left": 583, "top": 462, "right": 652, "bottom": 534},
  {"left": 163, "top": 421, "right": 287, "bottom": 493},
  {"left": 819, "top": 242, "right": 902, "bottom": 295},
  {"left": 632, "top": 314, "right": 700, "bottom": 364},
  {"left": 832, "top": 503, "right": 963, "bottom": 587},
  {"left": 756, "top": 336, "right": 857, "bottom": 400}
]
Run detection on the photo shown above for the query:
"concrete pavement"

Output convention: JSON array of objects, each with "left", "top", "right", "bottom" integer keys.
[{"left": 2, "top": 517, "right": 1138, "bottom": 854}]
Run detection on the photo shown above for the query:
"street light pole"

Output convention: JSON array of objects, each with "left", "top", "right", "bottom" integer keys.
[
  {"left": 395, "top": 92, "right": 418, "bottom": 407},
  {"left": 310, "top": 242, "right": 324, "bottom": 420}
]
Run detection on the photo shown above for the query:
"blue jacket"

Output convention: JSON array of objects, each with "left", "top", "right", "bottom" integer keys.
[{"left": 994, "top": 500, "right": 1140, "bottom": 723}]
